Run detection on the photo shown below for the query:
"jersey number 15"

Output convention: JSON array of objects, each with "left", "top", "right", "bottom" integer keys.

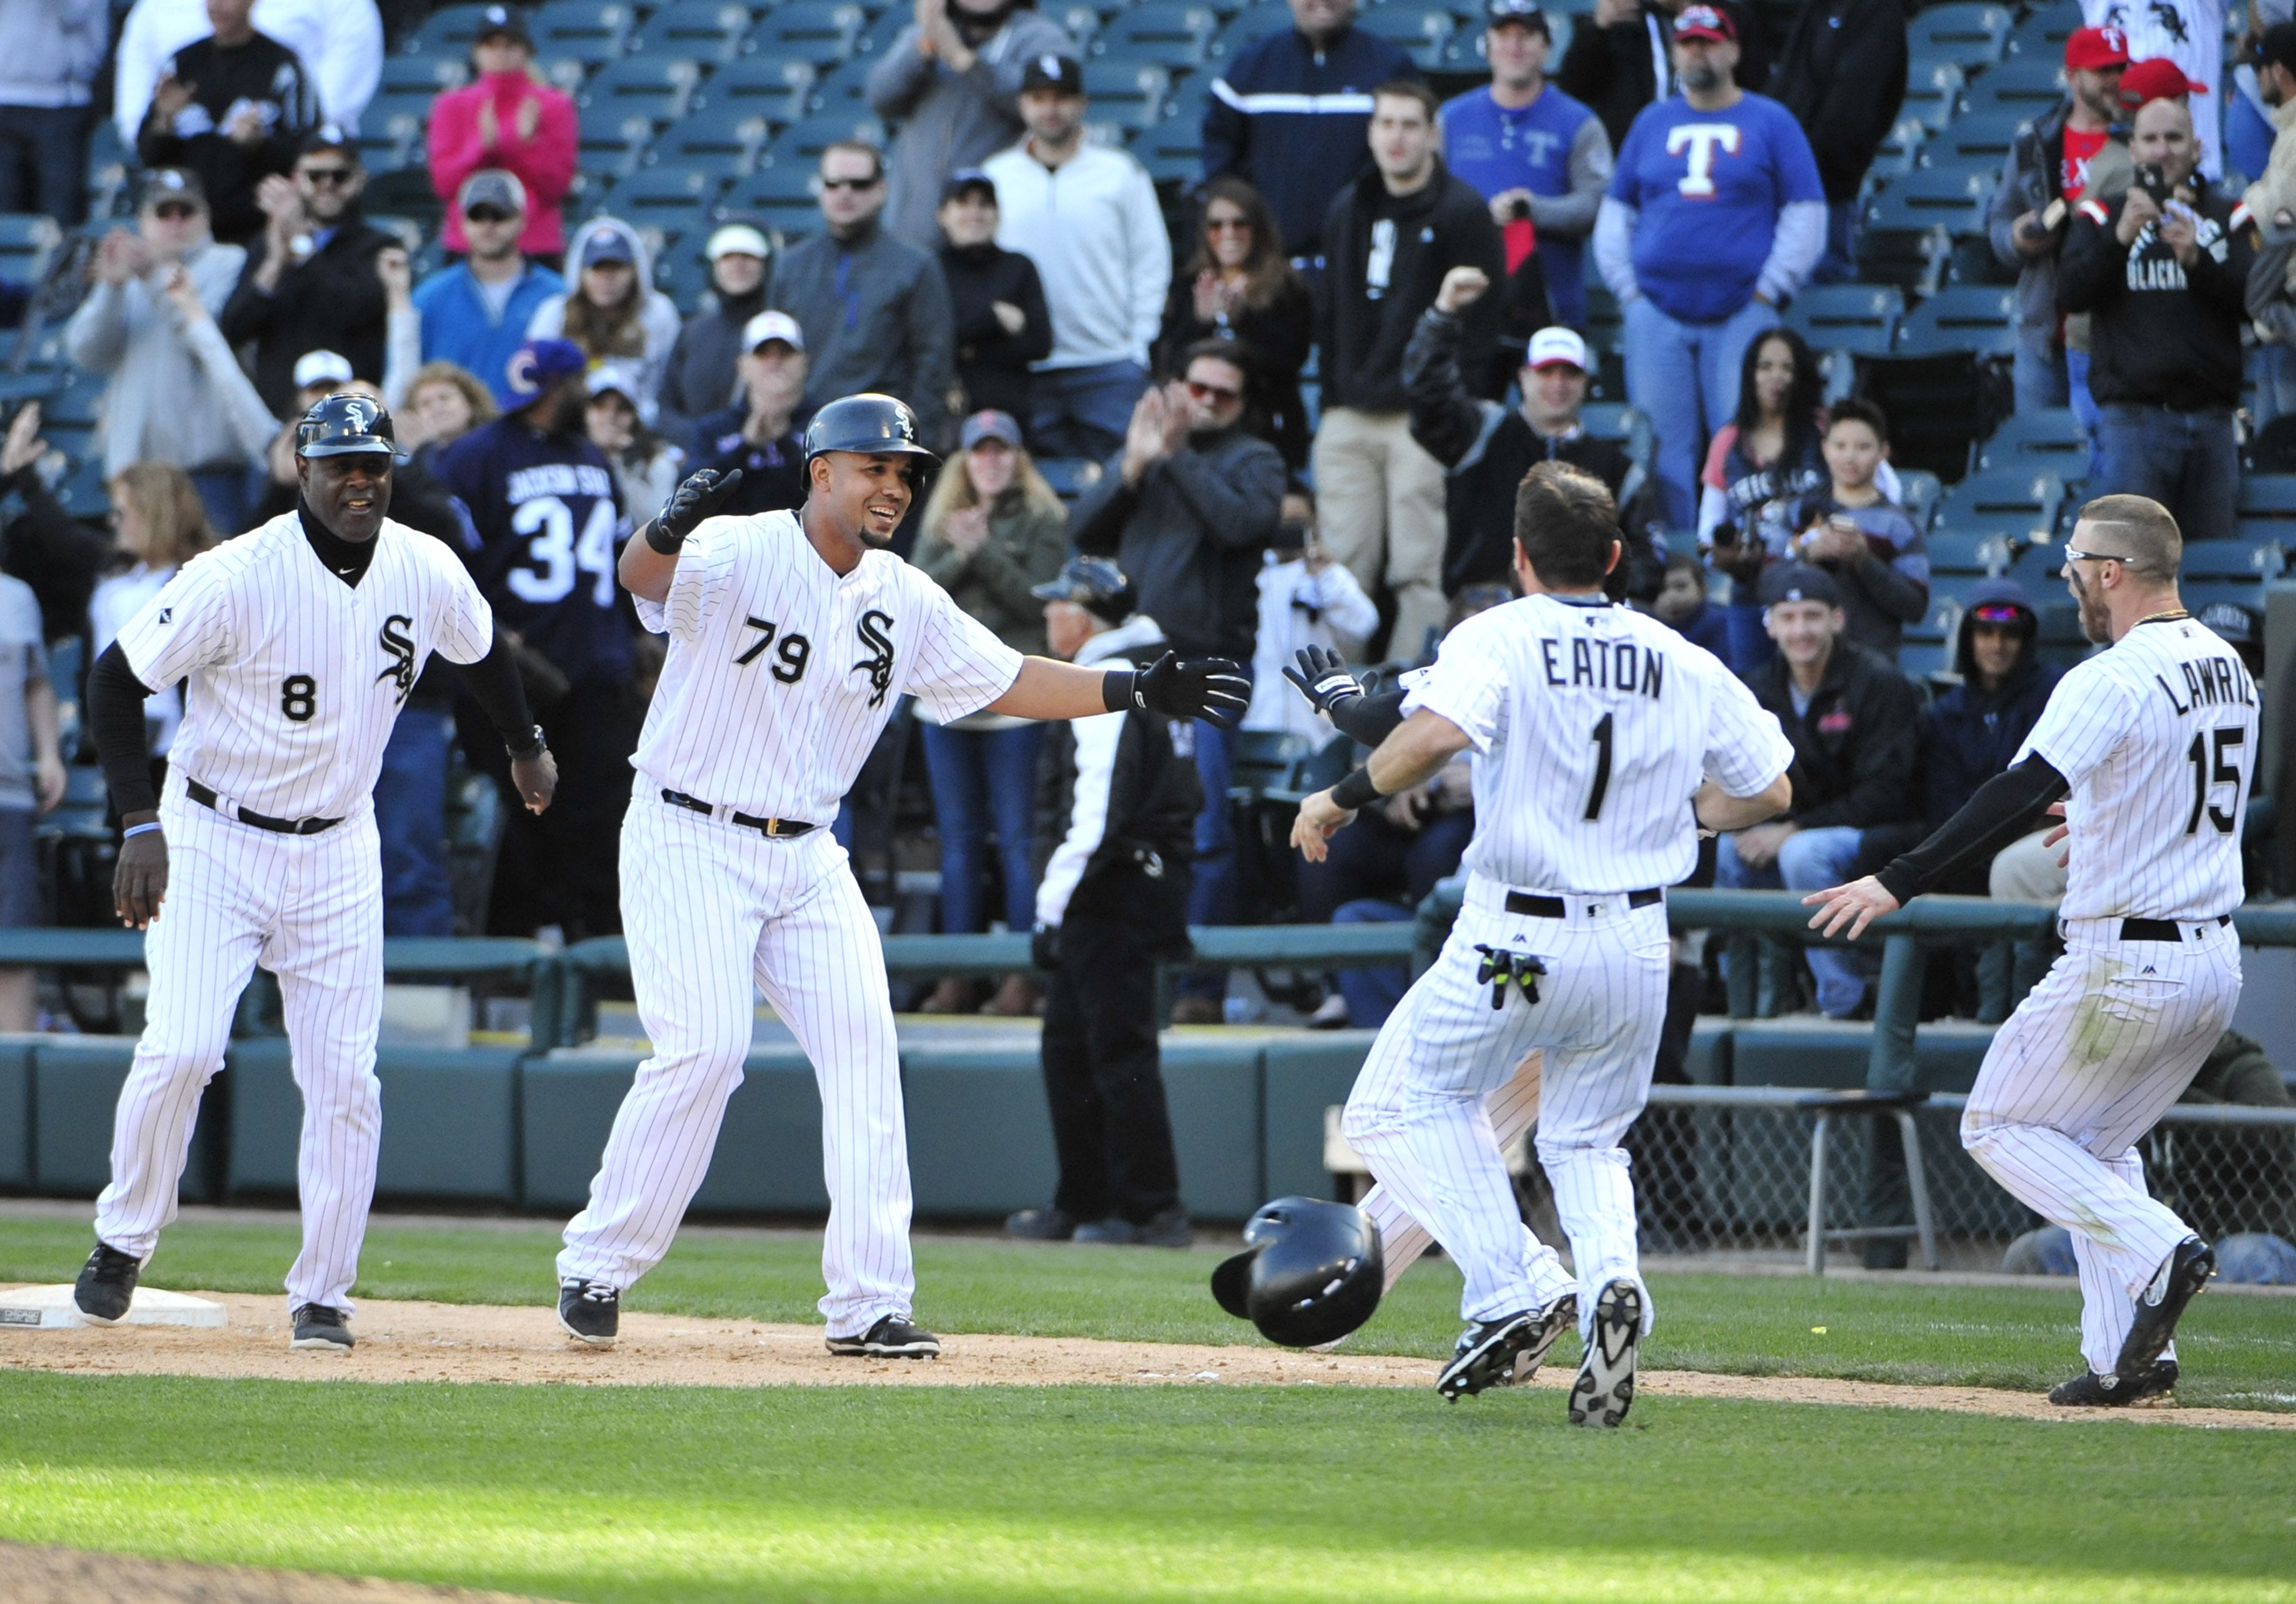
[{"left": 2185, "top": 727, "right": 2244, "bottom": 836}]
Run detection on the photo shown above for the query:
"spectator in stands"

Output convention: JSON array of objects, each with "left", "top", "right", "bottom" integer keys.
[
  {"left": 1768, "top": 0, "right": 1908, "bottom": 283},
  {"left": 218, "top": 129, "right": 395, "bottom": 414},
  {"left": 586, "top": 363, "right": 682, "bottom": 527},
  {"left": 1697, "top": 325, "right": 1825, "bottom": 552},
  {"left": 1778, "top": 398, "right": 1927, "bottom": 662},
  {"left": 117, "top": 0, "right": 381, "bottom": 150},
  {"left": 0, "top": 560, "right": 61, "bottom": 1028},
  {"left": 427, "top": 5, "right": 576, "bottom": 270},
  {"left": 2060, "top": 96, "right": 2254, "bottom": 544},
  {"left": 1440, "top": 0, "right": 1611, "bottom": 342},
  {"left": 91, "top": 462, "right": 217, "bottom": 773},
  {"left": 685, "top": 311, "right": 811, "bottom": 518},
  {"left": 0, "top": 0, "right": 105, "bottom": 226},
  {"left": 0, "top": 405, "right": 109, "bottom": 649},
  {"left": 527, "top": 217, "right": 682, "bottom": 428},
  {"left": 413, "top": 170, "right": 564, "bottom": 407},
  {"left": 770, "top": 139, "right": 958, "bottom": 447},
  {"left": 1716, "top": 562, "right": 1921, "bottom": 1017},
  {"left": 985, "top": 57, "right": 1167, "bottom": 460},
  {"left": 132, "top": 0, "right": 323, "bottom": 246},
  {"left": 1989, "top": 27, "right": 2129, "bottom": 414},
  {"left": 910, "top": 409, "right": 1069, "bottom": 1017},
  {"left": 1920, "top": 580, "right": 2061, "bottom": 878},
  {"left": 1317, "top": 81, "right": 1504, "bottom": 662},
  {"left": 436, "top": 336, "right": 635, "bottom": 943},
  {"left": 1559, "top": 0, "right": 1769, "bottom": 155},
  {"left": 1594, "top": 6, "right": 1824, "bottom": 534},
  {"left": 2230, "top": 3, "right": 2296, "bottom": 182},
  {"left": 1652, "top": 545, "right": 1730, "bottom": 657},
  {"left": 66, "top": 170, "right": 277, "bottom": 533},
  {"left": 1071, "top": 340, "right": 1284, "bottom": 1022},
  {"left": 1011, "top": 557, "right": 1199, "bottom": 1246},
  {"left": 1404, "top": 280, "right": 1643, "bottom": 597},
  {"left": 936, "top": 170, "right": 1052, "bottom": 425},
  {"left": 2245, "top": 25, "right": 2296, "bottom": 420},
  {"left": 398, "top": 359, "right": 495, "bottom": 464},
  {"left": 2085, "top": 0, "right": 2224, "bottom": 177},
  {"left": 1242, "top": 491, "right": 1378, "bottom": 741},
  {"left": 869, "top": 0, "right": 1076, "bottom": 251},
  {"left": 658, "top": 221, "right": 772, "bottom": 443},
  {"left": 1203, "top": 0, "right": 1419, "bottom": 266},
  {"left": 1154, "top": 176, "right": 1315, "bottom": 474}
]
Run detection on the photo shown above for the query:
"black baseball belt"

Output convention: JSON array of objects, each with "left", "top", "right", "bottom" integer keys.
[
  {"left": 1504, "top": 887, "right": 1662, "bottom": 919},
  {"left": 2117, "top": 914, "right": 2231, "bottom": 942},
  {"left": 660, "top": 788, "right": 817, "bottom": 838},
  {"left": 185, "top": 779, "right": 343, "bottom": 836}
]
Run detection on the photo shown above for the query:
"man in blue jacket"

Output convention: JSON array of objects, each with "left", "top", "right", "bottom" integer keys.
[
  {"left": 1918, "top": 580, "right": 2061, "bottom": 883},
  {"left": 411, "top": 170, "right": 564, "bottom": 404},
  {"left": 1202, "top": 0, "right": 1418, "bottom": 265}
]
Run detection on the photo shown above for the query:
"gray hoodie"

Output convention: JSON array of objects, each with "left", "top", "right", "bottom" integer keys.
[
  {"left": 0, "top": 0, "right": 106, "bottom": 109},
  {"left": 526, "top": 216, "right": 685, "bottom": 426}
]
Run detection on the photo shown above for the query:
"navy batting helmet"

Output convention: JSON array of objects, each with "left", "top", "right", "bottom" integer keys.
[
  {"left": 1211, "top": 1196, "right": 1384, "bottom": 1348},
  {"left": 1030, "top": 555, "right": 1134, "bottom": 624},
  {"left": 803, "top": 393, "right": 939, "bottom": 479},
  {"left": 295, "top": 392, "right": 398, "bottom": 459}
]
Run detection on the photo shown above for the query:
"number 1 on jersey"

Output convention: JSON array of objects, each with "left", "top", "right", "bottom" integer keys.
[{"left": 1584, "top": 712, "right": 1614, "bottom": 821}]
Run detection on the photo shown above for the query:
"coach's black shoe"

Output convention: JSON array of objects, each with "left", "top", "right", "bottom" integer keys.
[
  {"left": 1436, "top": 1296, "right": 1576, "bottom": 1402},
  {"left": 1003, "top": 1207, "right": 1077, "bottom": 1242},
  {"left": 558, "top": 1278, "right": 620, "bottom": 1347},
  {"left": 290, "top": 1304, "right": 353, "bottom": 1351},
  {"left": 826, "top": 1316, "right": 942, "bottom": 1359},
  {"left": 72, "top": 1243, "right": 142, "bottom": 1325},
  {"left": 2049, "top": 1360, "right": 2179, "bottom": 1408},
  {"left": 1569, "top": 1279, "right": 1644, "bottom": 1428},
  {"left": 2115, "top": 1236, "right": 2214, "bottom": 1382}
]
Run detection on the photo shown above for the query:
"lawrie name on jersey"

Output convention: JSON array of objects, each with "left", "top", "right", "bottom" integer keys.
[
  {"left": 1536, "top": 634, "right": 1667, "bottom": 700},
  {"left": 2153, "top": 652, "right": 2258, "bottom": 715}
]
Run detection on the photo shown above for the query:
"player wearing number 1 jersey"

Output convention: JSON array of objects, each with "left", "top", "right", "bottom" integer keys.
[
  {"left": 436, "top": 338, "right": 634, "bottom": 941},
  {"left": 1807, "top": 496, "right": 2255, "bottom": 1408}
]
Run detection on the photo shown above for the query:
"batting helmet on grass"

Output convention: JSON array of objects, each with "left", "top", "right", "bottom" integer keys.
[{"left": 1211, "top": 1196, "right": 1384, "bottom": 1347}]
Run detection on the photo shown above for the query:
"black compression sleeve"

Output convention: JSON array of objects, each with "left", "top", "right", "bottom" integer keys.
[
  {"left": 1330, "top": 688, "right": 1408, "bottom": 747},
  {"left": 1875, "top": 756, "right": 2069, "bottom": 906},
  {"left": 90, "top": 642, "right": 159, "bottom": 816},
  {"left": 449, "top": 628, "right": 539, "bottom": 751}
]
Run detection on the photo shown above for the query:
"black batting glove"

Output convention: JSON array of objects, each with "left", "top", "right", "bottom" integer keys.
[
  {"left": 1132, "top": 651, "right": 1250, "bottom": 727},
  {"left": 1031, "top": 922, "right": 1061, "bottom": 972},
  {"left": 645, "top": 467, "right": 746, "bottom": 553},
  {"left": 1282, "top": 644, "right": 1362, "bottom": 720}
]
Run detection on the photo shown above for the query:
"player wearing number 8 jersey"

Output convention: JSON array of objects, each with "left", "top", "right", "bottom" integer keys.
[
  {"left": 1291, "top": 462, "right": 1795, "bottom": 1422},
  {"left": 67, "top": 395, "right": 558, "bottom": 1347},
  {"left": 552, "top": 394, "right": 1250, "bottom": 1357},
  {"left": 1807, "top": 495, "right": 2255, "bottom": 1407}
]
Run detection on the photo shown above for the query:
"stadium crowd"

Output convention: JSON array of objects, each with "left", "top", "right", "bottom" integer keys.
[{"left": 0, "top": 0, "right": 2291, "bottom": 1042}]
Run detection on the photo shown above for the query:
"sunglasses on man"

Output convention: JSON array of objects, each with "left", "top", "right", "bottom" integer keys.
[
  {"left": 464, "top": 205, "right": 518, "bottom": 223},
  {"left": 299, "top": 166, "right": 356, "bottom": 187}
]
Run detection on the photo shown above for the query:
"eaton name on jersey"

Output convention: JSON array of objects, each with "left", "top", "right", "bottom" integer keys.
[
  {"left": 506, "top": 462, "right": 617, "bottom": 504},
  {"left": 1538, "top": 635, "right": 1667, "bottom": 700},
  {"left": 2155, "top": 652, "right": 2257, "bottom": 713}
]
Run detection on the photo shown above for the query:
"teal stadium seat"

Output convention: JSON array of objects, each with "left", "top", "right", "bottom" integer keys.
[
  {"left": 1931, "top": 466, "right": 2064, "bottom": 543},
  {"left": 1094, "top": 2, "right": 1222, "bottom": 66},
  {"left": 531, "top": 1, "right": 639, "bottom": 67},
  {"left": 1894, "top": 283, "right": 2017, "bottom": 356},
  {"left": 581, "top": 54, "right": 708, "bottom": 128},
  {"left": 755, "top": 1, "right": 873, "bottom": 66},
  {"left": 1906, "top": 2, "right": 2012, "bottom": 67},
  {"left": 1973, "top": 406, "right": 2085, "bottom": 477},
  {"left": 1350, "top": 3, "right": 1453, "bottom": 69},
  {"left": 1784, "top": 283, "right": 1902, "bottom": 357},
  {"left": 1898, "top": 60, "right": 1967, "bottom": 131},
  {"left": 630, "top": 1, "right": 761, "bottom": 64},
  {"left": 1961, "top": 54, "right": 2066, "bottom": 117}
]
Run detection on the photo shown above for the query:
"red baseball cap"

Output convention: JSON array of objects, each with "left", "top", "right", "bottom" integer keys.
[
  {"left": 2117, "top": 57, "right": 2208, "bottom": 107},
  {"left": 2064, "top": 25, "right": 2131, "bottom": 71},
  {"left": 1672, "top": 4, "right": 1735, "bottom": 43}
]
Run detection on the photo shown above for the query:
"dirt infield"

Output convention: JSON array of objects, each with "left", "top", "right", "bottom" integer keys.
[
  {"left": 1, "top": 1287, "right": 2288, "bottom": 1429},
  {"left": 2, "top": 1542, "right": 569, "bottom": 1603}
]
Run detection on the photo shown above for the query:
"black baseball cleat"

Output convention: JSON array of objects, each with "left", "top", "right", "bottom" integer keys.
[
  {"left": 2049, "top": 1359, "right": 2179, "bottom": 1408},
  {"left": 72, "top": 1243, "right": 142, "bottom": 1326},
  {"left": 2115, "top": 1236, "right": 2214, "bottom": 1381},
  {"left": 1569, "top": 1279, "right": 1644, "bottom": 1428},
  {"left": 826, "top": 1315, "right": 942, "bottom": 1359},
  {"left": 1435, "top": 1296, "right": 1576, "bottom": 1402},
  {"left": 558, "top": 1278, "right": 620, "bottom": 1347},
  {"left": 290, "top": 1304, "right": 353, "bottom": 1351},
  {"left": 1003, "top": 1206, "right": 1077, "bottom": 1242}
]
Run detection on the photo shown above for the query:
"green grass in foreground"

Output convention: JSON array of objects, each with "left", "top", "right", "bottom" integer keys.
[
  {"left": 2, "top": 1372, "right": 2295, "bottom": 1603},
  {"left": 2, "top": 1214, "right": 2292, "bottom": 1410}
]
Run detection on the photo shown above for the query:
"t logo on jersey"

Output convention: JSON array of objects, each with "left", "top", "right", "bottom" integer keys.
[
  {"left": 1667, "top": 124, "right": 1742, "bottom": 198},
  {"left": 376, "top": 614, "right": 416, "bottom": 704},
  {"left": 853, "top": 610, "right": 896, "bottom": 708}
]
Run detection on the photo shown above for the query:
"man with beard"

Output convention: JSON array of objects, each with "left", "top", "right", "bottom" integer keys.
[
  {"left": 67, "top": 393, "right": 555, "bottom": 1349},
  {"left": 550, "top": 394, "right": 1247, "bottom": 1358},
  {"left": 436, "top": 337, "right": 634, "bottom": 941},
  {"left": 868, "top": 0, "right": 1074, "bottom": 251}
]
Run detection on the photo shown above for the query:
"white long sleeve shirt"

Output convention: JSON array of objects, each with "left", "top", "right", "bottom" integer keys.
[
  {"left": 984, "top": 138, "right": 1170, "bottom": 371},
  {"left": 1243, "top": 554, "right": 1379, "bottom": 741},
  {"left": 1034, "top": 614, "right": 1167, "bottom": 928}
]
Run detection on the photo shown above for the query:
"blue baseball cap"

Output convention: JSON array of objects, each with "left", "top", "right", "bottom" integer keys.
[{"left": 508, "top": 337, "right": 589, "bottom": 397}]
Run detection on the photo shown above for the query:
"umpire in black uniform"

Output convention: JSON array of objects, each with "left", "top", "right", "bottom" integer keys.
[{"left": 1006, "top": 558, "right": 1202, "bottom": 1248}]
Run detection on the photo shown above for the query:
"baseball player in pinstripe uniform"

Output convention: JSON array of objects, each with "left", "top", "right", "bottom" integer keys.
[
  {"left": 554, "top": 393, "right": 1247, "bottom": 1357},
  {"left": 1292, "top": 462, "right": 1795, "bottom": 1421},
  {"left": 1807, "top": 494, "right": 2253, "bottom": 1407},
  {"left": 69, "top": 395, "right": 558, "bottom": 1348}
]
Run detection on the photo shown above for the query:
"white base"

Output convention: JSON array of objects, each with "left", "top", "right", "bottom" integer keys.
[{"left": 0, "top": 1284, "right": 227, "bottom": 1329}]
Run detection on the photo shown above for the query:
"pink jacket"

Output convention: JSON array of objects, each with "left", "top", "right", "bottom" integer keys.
[{"left": 428, "top": 70, "right": 578, "bottom": 258}]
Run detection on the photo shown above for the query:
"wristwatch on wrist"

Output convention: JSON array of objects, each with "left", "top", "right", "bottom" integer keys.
[{"left": 506, "top": 725, "right": 547, "bottom": 760}]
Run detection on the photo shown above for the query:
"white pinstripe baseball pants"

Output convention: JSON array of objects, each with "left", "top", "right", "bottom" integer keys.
[
  {"left": 1344, "top": 874, "right": 1670, "bottom": 1333},
  {"left": 95, "top": 791, "right": 385, "bottom": 1313},
  {"left": 559, "top": 788, "right": 913, "bottom": 1336},
  {"left": 1962, "top": 918, "right": 2241, "bottom": 1375},
  {"left": 1363, "top": 1050, "right": 1543, "bottom": 1294}
]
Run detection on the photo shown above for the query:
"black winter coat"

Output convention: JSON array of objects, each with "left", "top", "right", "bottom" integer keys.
[
  {"left": 938, "top": 240, "right": 1052, "bottom": 423},
  {"left": 1768, "top": 0, "right": 1908, "bottom": 205},
  {"left": 219, "top": 210, "right": 396, "bottom": 414},
  {"left": 1316, "top": 161, "right": 1504, "bottom": 414},
  {"left": 1743, "top": 640, "right": 1922, "bottom": 831}
]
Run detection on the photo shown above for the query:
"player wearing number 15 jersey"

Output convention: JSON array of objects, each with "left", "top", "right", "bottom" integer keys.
[{"left": 436, "top": 338, "right": 634, "bottom": 941}]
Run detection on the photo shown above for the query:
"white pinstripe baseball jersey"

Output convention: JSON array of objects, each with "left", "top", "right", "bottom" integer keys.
[
  {"left": 1403, "top": 594, "right": 1793, "bottom": 892},
  {"left": 631, "top": 511, "right": 1024, "bottom": 821},
  {"left": 114, "top": 514, "right": 494, "bottom": 820},
  {"left": 2013, "top": 616, "right": 2256, "bottom": 922}
]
